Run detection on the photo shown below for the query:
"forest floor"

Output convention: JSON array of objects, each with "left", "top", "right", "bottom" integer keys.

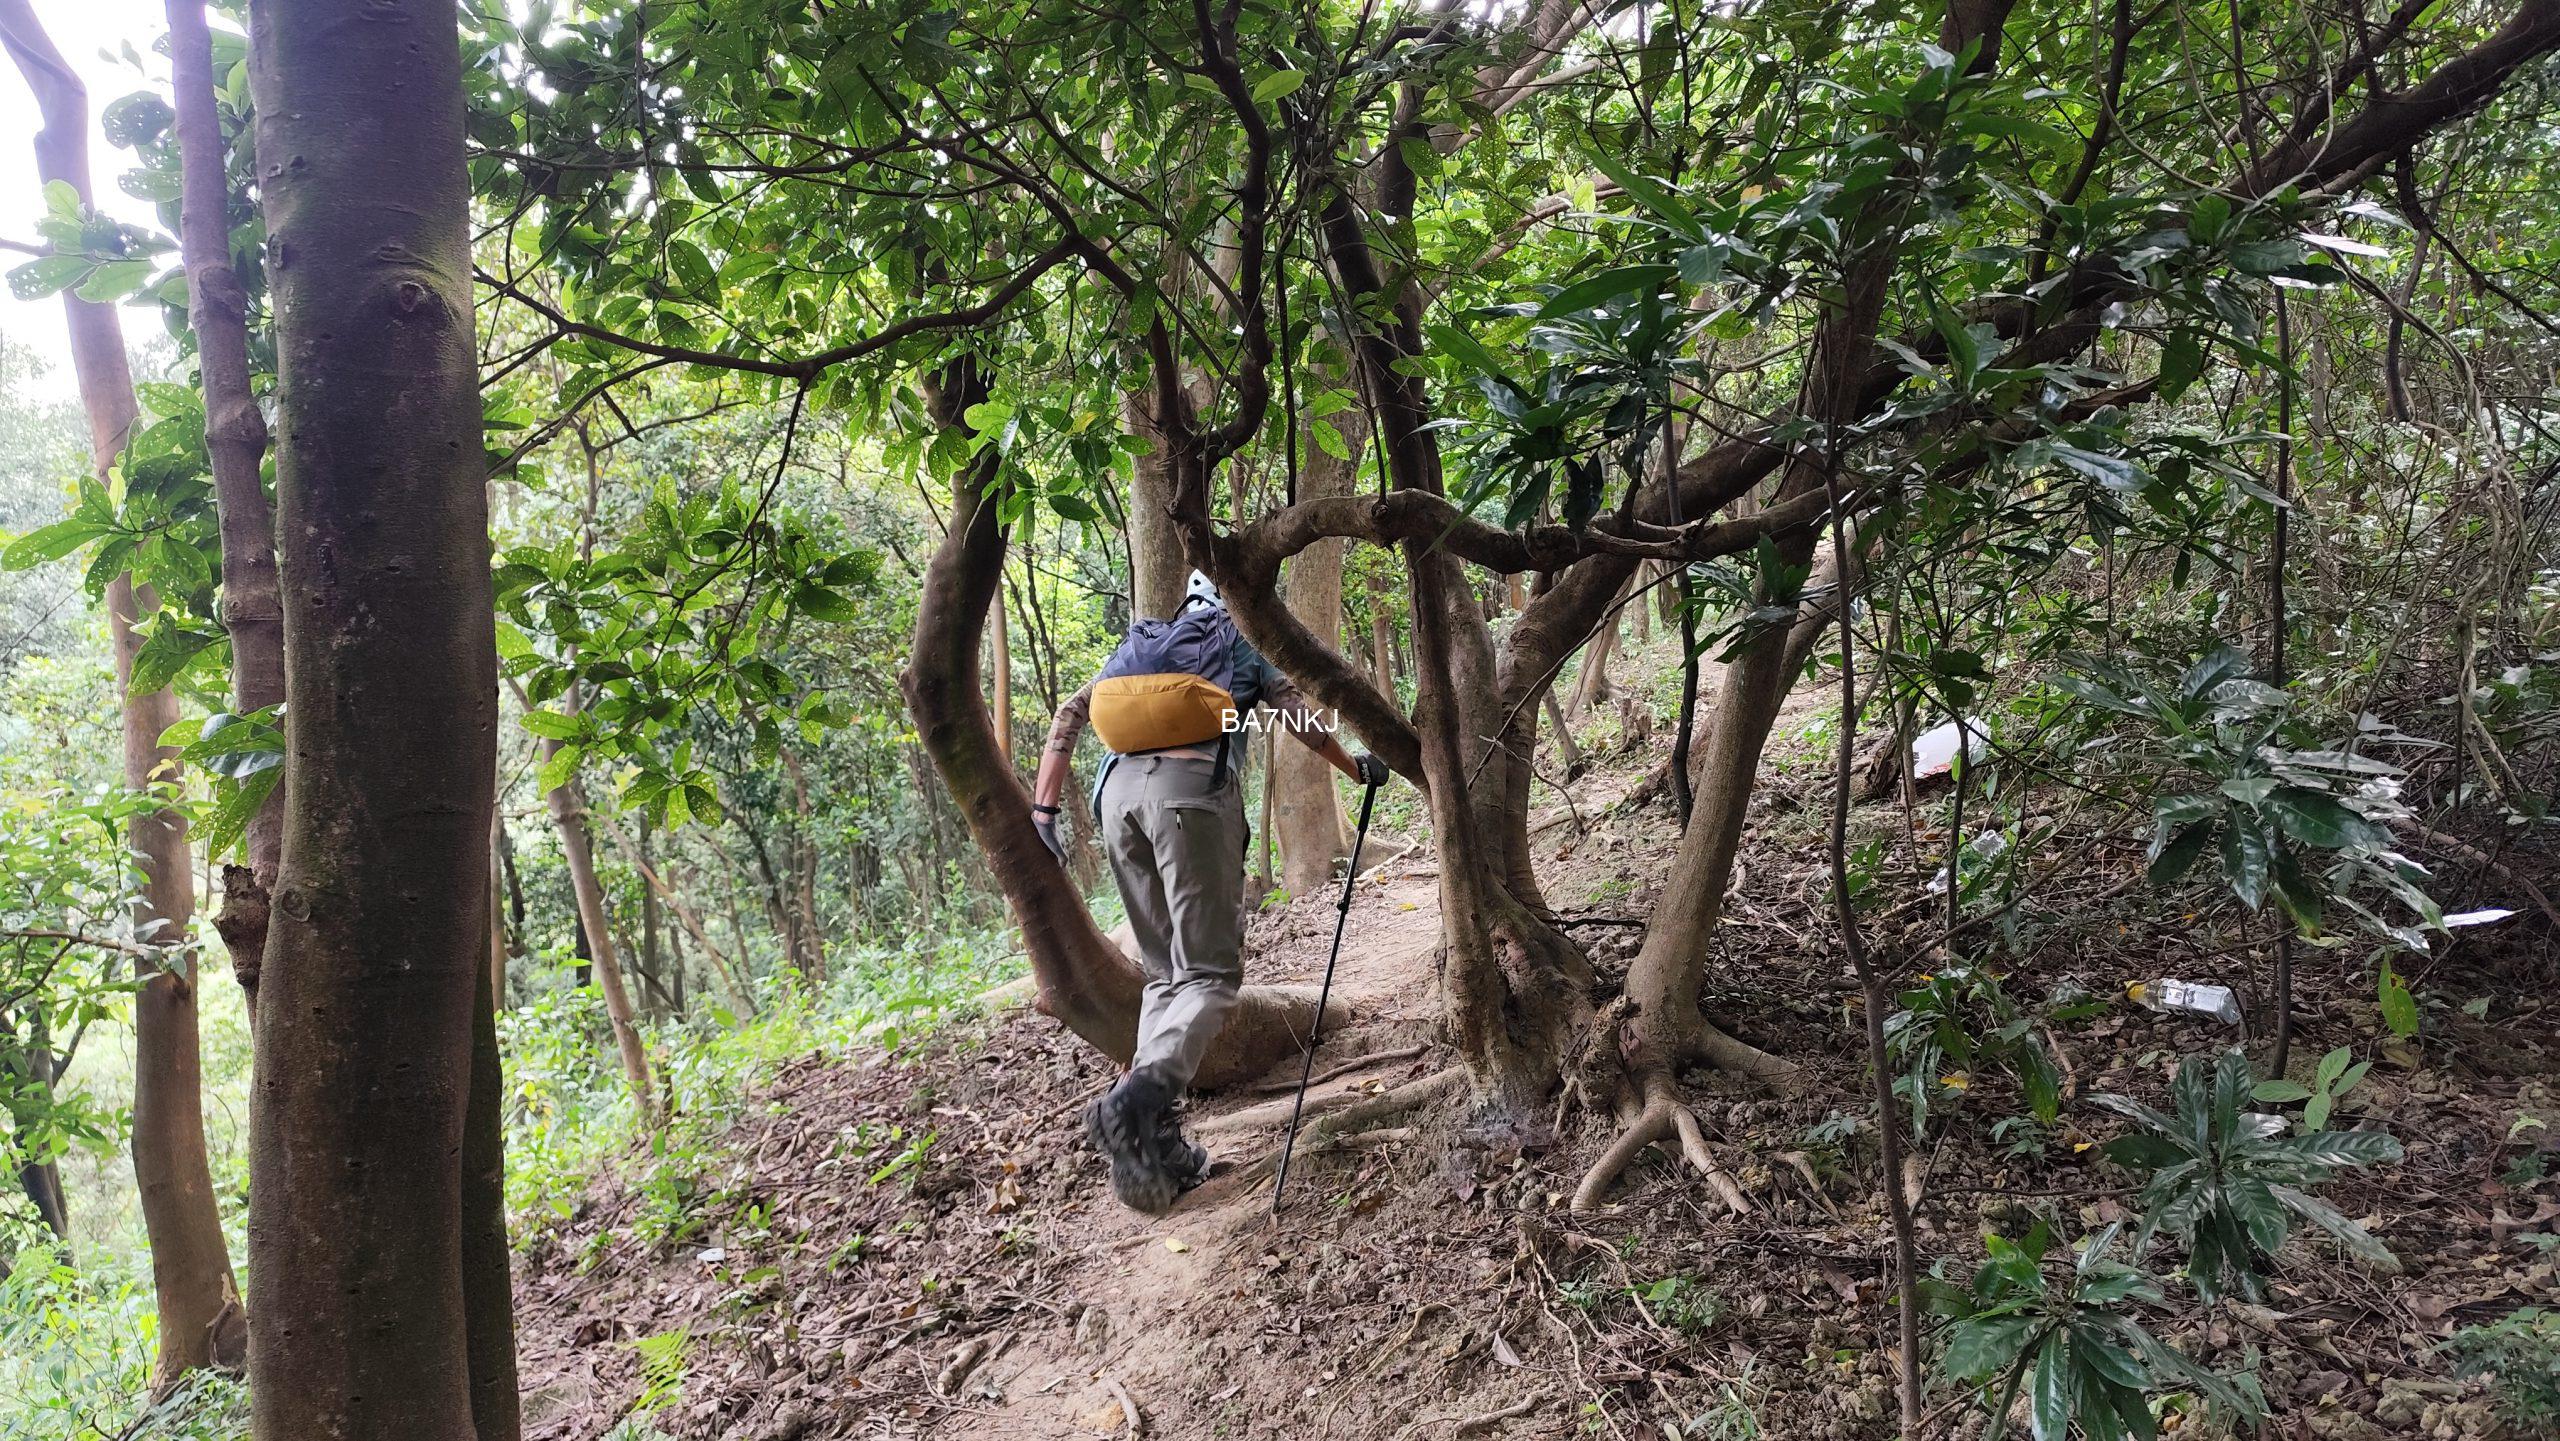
[{"left": 506, "top": 669, "right": 2560, "bottom": 1441}]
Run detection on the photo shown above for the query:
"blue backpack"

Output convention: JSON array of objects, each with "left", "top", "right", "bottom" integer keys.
[{"left": 1091, "top": 605, "right": 1243, "bottom": 774}]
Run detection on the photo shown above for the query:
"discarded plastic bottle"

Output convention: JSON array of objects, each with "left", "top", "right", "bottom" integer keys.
[{"left": 2126, "top": 979, "right": 2242, "bottom": 1025}]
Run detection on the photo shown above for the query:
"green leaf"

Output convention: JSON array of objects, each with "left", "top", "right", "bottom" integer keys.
[
  {"left": 7, "top": 254, "right": 91, "bottom": 301},
  {"left": 793, "top": 585, "right": 858, "bottom": 623},
  {"left": 198, "top": 766, "right": 279, "bottom": 862},
  {"left": 1425, "top": 322, "right": 1514, "bottom": 386},
  {"left": 2271, "top": 1127, "right": 2403, "bottom": 1169},
  {"left": 2147, "top": 820, "right": 2213, "bottom": 885},
  {"left": 74, "top": 259, "right": 154, "bottom": 302},
  {"left": 2267, "top": 787, "right": 2386, "bottom": 850},
  {"left": 2030, "top": 1333, "right": 2071, "bottom": 1441},
  {"left": 2270, "top": 1183, "right": 2400, "bottom": 1270},
  {"left": 126, "top": 625, "right": 218, "bottom": 697},
  {"left": 535, "top": 742, "right": 583, "bottom": 796},
  {"left": 2159, "top": 329, "right": 2204, "bottom": 400},
  {"left": 2218, "top": 821, "right": 2271, "bottom": 910},
  {"left": 1249, "top": 69, "right": 1305, "bottom": 104},
  {"left": 2377, "top": 961, "right": 2419, "bottom": 1037},
  {"left": 2251, "top": 1079, "right": 2313, "bottom": 1104},
  {"left": 1537, "top": 263, "right": 1676, "bottom": 319},
  {"left": 1586, "top": 151, "right": 1697, "bottom": 236},
  {"left": 666, "top": 239, "right": 717, "bottom": 300},
  {"left": 1956, "top": 112, "right": 2079, "bottom": 154},
  {"left": 2226, "top": 1176, "right": 2292, "bottom": 1256},
  {"left": 1942, "top": 1315, "right": 2037, "bottom": 1383},
  {"left": 2, "top": 518, "right": 108, "bottom": 570},
  {"left": 520, "top": 710, "right": 583, "bottom": 741}
]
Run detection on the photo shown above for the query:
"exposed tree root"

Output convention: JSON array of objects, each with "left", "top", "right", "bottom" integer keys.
[
  {"left": 1572, "top": 1074, "right": 1751, "bottom": 1214},
  {"left": 1248, "top": 1042, "right": 1429, "bottom": 1094},
  {"left": 1226, "top": 1067, "right": 1468, "bottom": 1180},
  {"left": 1693, "top": 1018, "right": 1807, "bottom": 1096},
  {"left": 1773, "top": 1150, "right": 1837, "bottom": 1214}
]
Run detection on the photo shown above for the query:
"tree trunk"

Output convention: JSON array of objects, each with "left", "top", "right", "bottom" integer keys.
[
  {"left": 1365, "top": 571, "right": 1402, "bottom": 697},
  {"left": 637, "top": 816, "right": 666, "bottom": 1018},
  {"left": 780, "top": 748, "right": 825, "bottom": 984},
  {"left": 1562, "top": 580, "right": 1624, "bottom": 719},
  {"left": 1121, "top": 391, "right": 1191, "bottom": 620},
  {"left": 489, "top": 815, "right": 511, "bottom": 1012},
  {"left": 166, "top": 0, "right": 283, "bottom": 1001},
  {"left": 1, "top": 1010, "right": 70, "bottom": 1245},
  {"left": 113, "top": 573, "right": 239, "bottom": 1388},
  {"left": 537, "top": 735, "right": 658, "bottom": 1119},
  {"left": 461, "top": 916, "right": 521, "bottom": 1441},
  {"left": 1271, "top": 428, "right": 1359, "bottom": 898},
  {"left": 1, "top": 0, "right": 234, "bottom": 1382},
  {"left": 242, "top": 0, "right": 499, "bottom": 1432},
  {"left": 903, "top": 369, "right": 1336, "bottom": 1089},
  {"left": 988, "top": 583, "right": 1014, "bottom": 760}
]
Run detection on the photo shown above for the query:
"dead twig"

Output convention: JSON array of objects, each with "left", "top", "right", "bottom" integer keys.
[
  {"left": 1102, "top": 1373, "right": 1145, "bottom": 1438},
  {"left": 1453, "top": 1390, "right": 1551, "bottom": 1434}
]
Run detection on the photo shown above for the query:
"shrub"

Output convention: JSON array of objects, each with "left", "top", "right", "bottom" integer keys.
[{"left": 2093, "top": 1048, "right": 2400, "bottom": 1303}]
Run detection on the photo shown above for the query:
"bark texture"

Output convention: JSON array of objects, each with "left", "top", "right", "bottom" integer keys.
[
  {"left": 242, "top": 0, "right": 500, "bottom": 1433},
  {"left": 1121, "top": 390, "right": 1192, "bottom": 620},
  {"left": 1, "top": 0, "right": 235, "bottom": 1383},
  {"left": 1270, "top": 426, "right": 1360, "bottom": 898},
  {"left": 166, "top": 0, "right": 283, "bottom": 1000}
]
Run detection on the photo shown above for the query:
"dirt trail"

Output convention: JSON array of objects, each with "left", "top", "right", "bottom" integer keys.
[{"left": 939, "top": 862, "right": 1453, "bottom": 1439}]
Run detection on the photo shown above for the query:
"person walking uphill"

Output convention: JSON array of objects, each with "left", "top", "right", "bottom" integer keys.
[{"left": 1032, "top": 570, "right": 1387, "bottom": 1213}]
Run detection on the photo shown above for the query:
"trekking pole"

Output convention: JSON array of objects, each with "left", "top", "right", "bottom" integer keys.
[{"left": 1272, "top": 776, "right": 1381, "bottom": 1213}]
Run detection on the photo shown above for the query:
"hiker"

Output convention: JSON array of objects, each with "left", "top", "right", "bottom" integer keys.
[{"left": 1031, "top": 569, "right": 1388, "bottom": 1212}]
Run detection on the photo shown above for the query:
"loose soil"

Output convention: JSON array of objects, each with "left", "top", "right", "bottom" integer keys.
[{"left": 510, "top": 668, "right": 2560, "bottom": 1441}]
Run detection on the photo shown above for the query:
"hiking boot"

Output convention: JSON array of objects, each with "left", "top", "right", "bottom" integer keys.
[
  {"left": 1152, "top": 1106, "right": 1211, "bottom": 1192},
  {"left": 1082, "top": 1070, "right": 1181, "bottom": 1214}
]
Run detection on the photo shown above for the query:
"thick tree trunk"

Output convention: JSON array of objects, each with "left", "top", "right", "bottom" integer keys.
[
  {"left": 1, "top": 0, "right": 234, "bottom": 1382},
  {"left": 1271, "top": 431, "right": 1359, "bottom": 898},
  {"left": 538, "top": 736, "right": 659, "bottom": 1119},
  {"left": 166, "top": 0, "right": 283, "bottom": 1001},
  {"left": 903, "top": 372, "right": 1336, "bottom": 1089},
  {"left": 242, "top": 0, "right": 500, "bottom": 1433}
]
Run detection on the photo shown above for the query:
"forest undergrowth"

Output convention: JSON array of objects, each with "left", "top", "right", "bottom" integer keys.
[{"left": 477, "top": 648, "right": 2560, "bottom": 1441}]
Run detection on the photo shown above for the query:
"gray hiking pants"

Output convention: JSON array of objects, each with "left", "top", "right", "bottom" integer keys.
[{"left": 1099, "top": 754, "right": 1247, "bottom": 1092}]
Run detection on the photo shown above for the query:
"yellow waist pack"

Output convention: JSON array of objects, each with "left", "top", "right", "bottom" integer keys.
[
  {"left": 1089, "top": 673, "right": 1236, "bottom": 753},
  {"left": 1089, "top": 608, "right": 1243, "bottom": 754}
]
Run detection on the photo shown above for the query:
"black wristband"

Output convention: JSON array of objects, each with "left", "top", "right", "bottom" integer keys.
[{"left": 1031, "top": 803, "right": 1061, "bottom": 815}]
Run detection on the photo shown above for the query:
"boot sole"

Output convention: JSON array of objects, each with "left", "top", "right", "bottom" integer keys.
[{"left": 1084, "top": 1088, "right": 1181, "bottom": 1215}]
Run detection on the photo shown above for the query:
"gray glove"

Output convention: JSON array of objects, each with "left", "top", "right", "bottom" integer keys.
[
  {"left": 1353, "top": 751, "right": 1391, "bottom": 788},
  {"left": 1031, "top": 807, "right": 1065, "bottom": 861}
]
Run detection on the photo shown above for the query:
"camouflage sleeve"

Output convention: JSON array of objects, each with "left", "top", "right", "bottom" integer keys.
[{"left": 1046, "top": 680, "right": 1095, "bottom": 756}]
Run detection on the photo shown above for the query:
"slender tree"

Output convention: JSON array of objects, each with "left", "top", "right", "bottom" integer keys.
[
  {"left": 0, "top": 0, "right": 235, "bottom": 1384},
  {"left": 242, "top": 0, "right": 507, "bottom": 1432},
  {"left": 536, "top": 728, "right": 660, "bottom": 1119},
  {"left": 165, "top": 0, "right": 283, "bottom": 1001}
]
